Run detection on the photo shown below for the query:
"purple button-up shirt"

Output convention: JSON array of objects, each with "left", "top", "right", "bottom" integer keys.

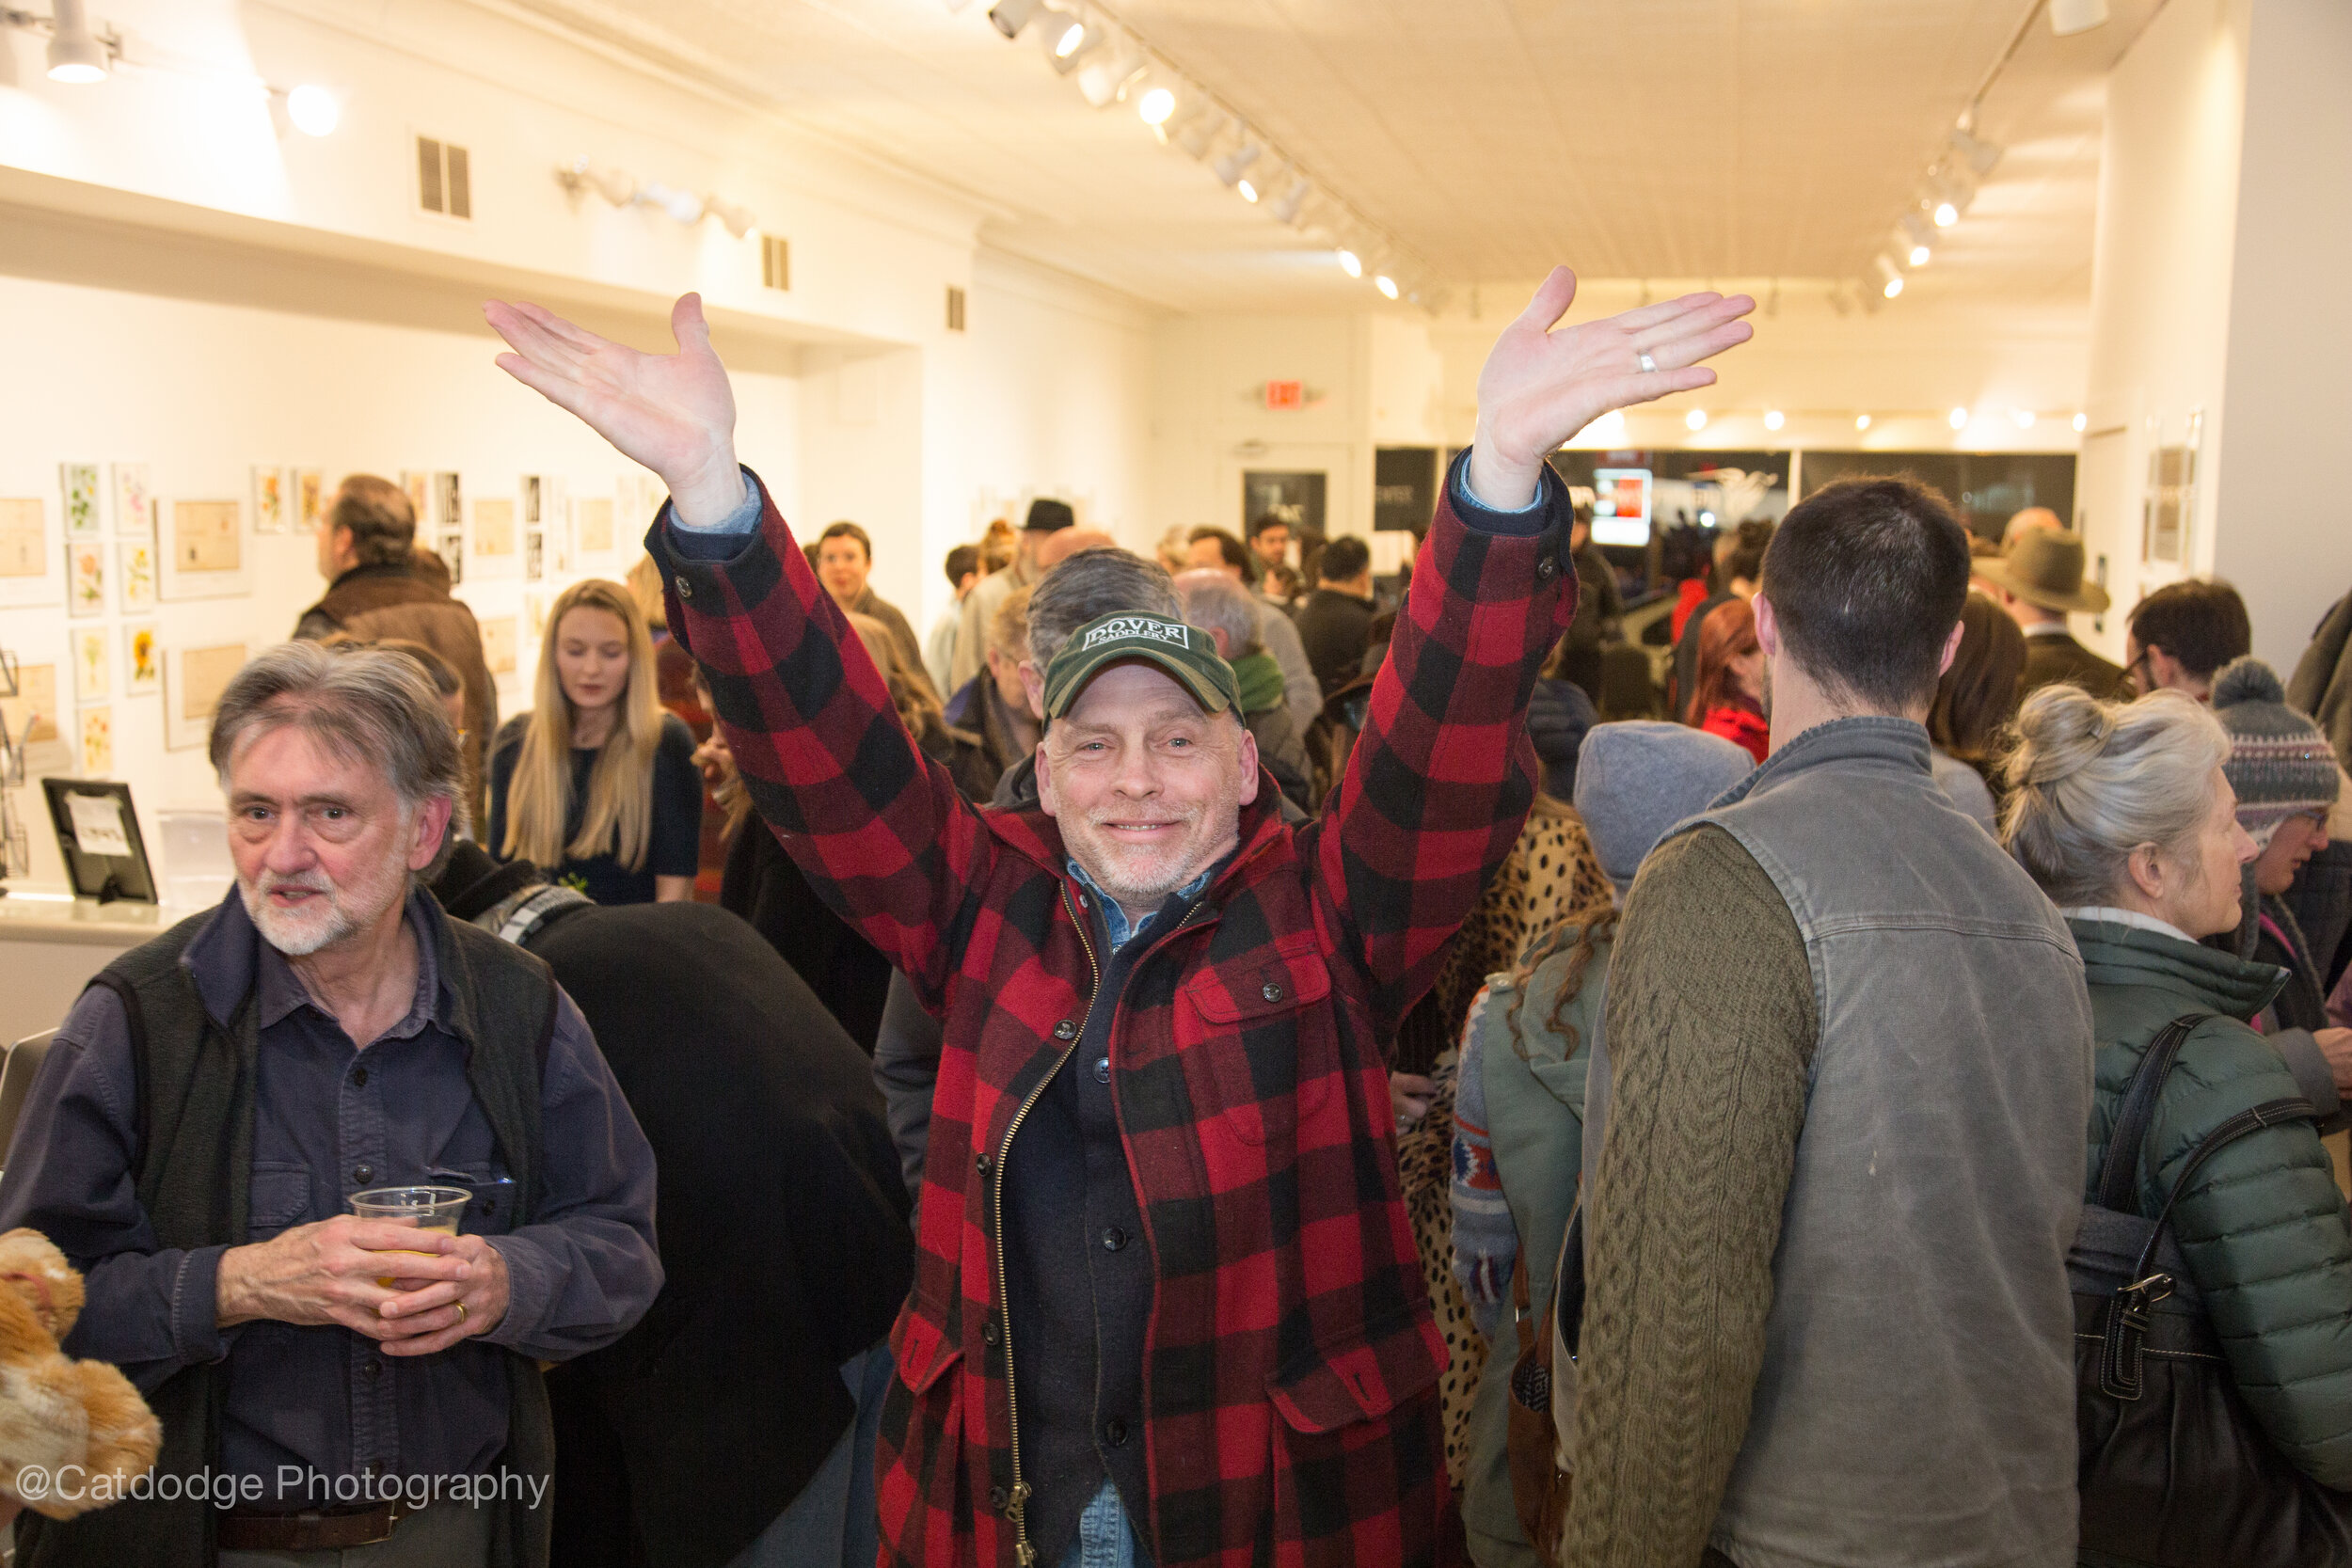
[{"left": 0, "top": 888, "right": 660, "bottom": 1504}]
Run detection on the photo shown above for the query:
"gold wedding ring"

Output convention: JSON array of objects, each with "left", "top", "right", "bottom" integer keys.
[{"left": 454, "top": 1302, "right": 467, "bottom": 1326}]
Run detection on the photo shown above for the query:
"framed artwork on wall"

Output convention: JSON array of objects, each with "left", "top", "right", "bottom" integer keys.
[
  {"left": 252, "top": 467, "right": 289, "bottom": 534},
  {"left": 118, "top": 540, "right": 156, "bottom": 610},
  {"left": 67, "top": 538, "right": 105, "bottom": 617},
  {"left": 59, "top": 462, "right": 102, "bottom": 536},
  {"left": 165, "top": 641, "right": 247, "bottom": 752},
  {"left": 123, "top": 623, "right": 160, "bottom": 696},
  {"left": 1241, "top": 470, "right": 1327, "bottom": 539},
  {"left": 41, "top": 778, "right": 155, "bottom": 903},
  {"left": 112, "top": 463, "right": 152, "bottom": 540},
  {"left": 78, "top": 705, "right": 111, "bottom": 777},
  {"left": 296, "top": 468, "right": 326, "bottom": 532},
  {"left": 480, "top": 615, "right": 517, "bottom": 676},
  {"left": 0, "top": 497, "right": 56, "bottom": 610},
  {"left": 473, "top": 496, "right": 516, "bottom": 578},
  {"left": 160, "top": 499, "right": 252, "bottom": 601},
  {"left": 71, "top": 627, "right": 108, "bottom": 703}
]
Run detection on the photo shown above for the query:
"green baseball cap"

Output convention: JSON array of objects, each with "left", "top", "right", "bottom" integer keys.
[{"left": 1041, "top": 612, "right": 1241, "bottom": 721}]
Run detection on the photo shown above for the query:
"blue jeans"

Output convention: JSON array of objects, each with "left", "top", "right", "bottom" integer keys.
[{"left": 1054, "top": 1481, "right": 1147, "bottom": 1568}]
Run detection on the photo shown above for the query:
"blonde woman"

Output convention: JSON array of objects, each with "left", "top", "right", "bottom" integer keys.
[{"left": 487, "top": 578, "right": 701, "bottom": 903}]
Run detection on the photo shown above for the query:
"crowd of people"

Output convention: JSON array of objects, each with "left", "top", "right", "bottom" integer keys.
[{"left": 5, "top": 270, "right": 2352, "bottom": 1568}]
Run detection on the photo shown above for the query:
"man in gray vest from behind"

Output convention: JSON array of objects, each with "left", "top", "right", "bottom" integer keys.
[
  {"left": 1563, "top": 478, "right": 2094, "bottom": 1567},
  {"left": 0, "top": 641, "right": 661, "bottom": 1568}
]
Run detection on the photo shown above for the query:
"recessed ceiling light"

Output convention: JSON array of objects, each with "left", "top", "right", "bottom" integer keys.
[
  {"left": 1764, "top": 410, "right": 1786, "bottom": 431},
  {"left": 1950, "top": 406, "right": 1971, "bottom": 430},
  {"left": 1686, "top": 409, "right": 1708, "bottom": 432},
  {"left": 286, "top": 84, "right": 341, "bottom": 136},
  {"left": 1855, "top": 414, "right": 1872, "bottom": 432},
  {"left": 2073, "top": 412, "right": 2089, "bottom": 433}
]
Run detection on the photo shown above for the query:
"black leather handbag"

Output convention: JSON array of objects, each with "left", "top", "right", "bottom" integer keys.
[{"left": 2073, "top": 1013, "right": 2352, "bottom": 1566}]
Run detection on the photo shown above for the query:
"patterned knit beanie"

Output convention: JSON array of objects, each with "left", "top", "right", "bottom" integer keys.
[{"left": 2213, "top": 656, "right": 2339, "bottom": 848}]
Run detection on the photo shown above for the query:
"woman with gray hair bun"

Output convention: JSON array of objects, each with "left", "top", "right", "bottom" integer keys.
[{"left": 2002, "top": 682, "right": 2352, "bottom": 1561}]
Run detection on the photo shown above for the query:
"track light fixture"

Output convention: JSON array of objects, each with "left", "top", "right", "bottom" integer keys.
[
  {"left": 1947, "top": 126, "right": 2003, "bottom": 177},
  {"left": 1075, "top": 43, "right": 1144, "bottom": 106},
  {"left": 1213, "top": 141, "right": 1261, "bottom": 187},
  {"left": 1174, "top": 110, "right": 1227, "bottom": 159},
  {"left": 1373, "top": 273, "right": 1399, "bottom": 301},
  {"left": 557, "top": 159, "right": 756, "bottom": 236},
  {"left": 1763, "top": 410, "right": 1786, "bottom": 432},
  {"left": 1335, "top": 248, "right": 1362, "bottom": 278},
  {"left": 988, "top": 0, "right": 1041, "bottom": 40},
  {"left": 1136, "top": 84, "right": 1177, "bottom": 124},
  {"left": 13, "top": 0, "right": 119, "bottom": 82},
  {"left": 1042, "top": 8, "right": 1101, "bottom": 71},
  {"left": 1270, "top": 178, "right": 1311, "bottom": 225},
  {"left": 1873, "top": 254, "right": 1905, "bottom": 298},
  {"left": 1855, "top": 414, "right": 1872, "bottom": 431},
  {"left": 284, "top": 84, "right": 341, "bottom": 136}
]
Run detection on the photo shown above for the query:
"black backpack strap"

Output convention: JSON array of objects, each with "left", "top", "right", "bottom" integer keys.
[
  {"left": 2095, "top": 1014, "right": 2202, "bottom": 1212},
  {"left": 2100, "top": 1090, "right": 2318, "bottom": 1400}
]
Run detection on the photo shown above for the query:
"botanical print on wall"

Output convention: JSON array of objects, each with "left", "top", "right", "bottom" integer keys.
[
  {"left": 112, "top": 463, "right": 151, "bottom": 539},
  {"left": 60, "top": 463, "right": 101, "bottom": 536},
  {"left": 68, "top": 540, "right": 105, "bottom": 617},
  {"left": 118, "top": 541, "right": 156, "bottom": 610},
  {"left": 123, "top": 623, "right": 160, "bottom": 695}
]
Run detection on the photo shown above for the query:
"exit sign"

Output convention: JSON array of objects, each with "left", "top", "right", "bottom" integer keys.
[{"left": 1265, "top": 379, "right": 1304, "bottom": 410}]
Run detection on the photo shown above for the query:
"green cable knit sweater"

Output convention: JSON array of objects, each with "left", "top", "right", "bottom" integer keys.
[{"left": 1563, "top": 824, "right": 1816, "bottom": 1568}]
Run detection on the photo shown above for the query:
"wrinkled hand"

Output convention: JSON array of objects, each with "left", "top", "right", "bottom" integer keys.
[
  {"left": 485, "top": 293, "right": 747, "bottom": 526},
  {"left": 2313, "top": 1026, "right": 2352, "bottom": 1093},
  {"left": 1390, "top": 1071, "right": 1437, "bottom": 1128},
  {"left": 217, "top": 1216, "right": 484, "bottom": 1344},
  {"left": 1470, "top": 268, "right": 1756, "bottom": 509},
  {"left": 374, "top": 1234, "right": 509, "bottom": 1357}
]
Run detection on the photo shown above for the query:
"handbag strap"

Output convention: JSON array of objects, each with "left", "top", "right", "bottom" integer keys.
[{"left": 2095, "top": 1014, "right": 2201, "bottom": 1213}]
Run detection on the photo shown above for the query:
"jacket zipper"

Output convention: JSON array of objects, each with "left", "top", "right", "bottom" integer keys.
[
  {"left": 992, "top": 885, "right": 1212, "bottom": 1565},
  {"left": 993, "top": 882, "right": 1102, "bottom": 1566}
]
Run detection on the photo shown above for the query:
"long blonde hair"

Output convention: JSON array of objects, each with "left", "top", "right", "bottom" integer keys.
[{"left": 503, "top": 578, "right": 664, "bottom": 871}]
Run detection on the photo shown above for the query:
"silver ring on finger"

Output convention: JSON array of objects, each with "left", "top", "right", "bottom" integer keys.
[{"left": 1638, "top": 352, "right": 1658, "bottom": 374}]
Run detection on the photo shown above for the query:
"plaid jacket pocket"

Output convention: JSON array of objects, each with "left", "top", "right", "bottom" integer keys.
[{"left": 1180, "top": 932, "right": 1337, "bottom": 1146}]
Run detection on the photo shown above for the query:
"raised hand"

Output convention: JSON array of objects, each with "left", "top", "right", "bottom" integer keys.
[
  {"left": 485, "top": 293, "right": 749, "bottom": 526},
  {"left": 1470, "top": 268, "right": 1756, "bottom": 509}
]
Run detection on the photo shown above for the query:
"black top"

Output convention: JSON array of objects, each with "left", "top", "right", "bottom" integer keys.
[
  {"left": 486, "top": 712, "right": 702, "bottom": 905},
  {"left": 1295, "top": 586, "right": 1379, "bottom": 697},
  {"left": 719, "top": 811, "right": 893, "bottom": 1053}
]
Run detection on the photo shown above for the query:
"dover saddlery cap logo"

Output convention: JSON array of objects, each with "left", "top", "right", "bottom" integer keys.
[{"left": 1081, "top": 616, "right": 1190, "bottom": 649}]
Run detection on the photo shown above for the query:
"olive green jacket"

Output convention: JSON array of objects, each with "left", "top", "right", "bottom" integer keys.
[{"left": 2074, "top": 913, "right": 2352, "bottom": 1490}]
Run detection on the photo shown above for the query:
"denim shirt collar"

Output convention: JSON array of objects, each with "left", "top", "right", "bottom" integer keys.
[
  {"left": 183, "top": 885, "right": 452, "bottom": 1042},
  {"left": 1067, "top": 859, "right": 1216, "bottom": 954}
]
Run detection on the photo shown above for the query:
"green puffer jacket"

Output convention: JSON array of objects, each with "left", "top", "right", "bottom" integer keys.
[{"left": 2074, "top": 913, "right": 2352, "bottom": 1490}]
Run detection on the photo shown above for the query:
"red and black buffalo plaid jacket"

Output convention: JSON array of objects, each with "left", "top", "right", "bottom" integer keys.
[{"left": 647, "top": 457, "right": 1574, "bottom": 1568}]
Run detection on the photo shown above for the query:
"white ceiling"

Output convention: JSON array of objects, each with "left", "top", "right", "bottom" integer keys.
[{"left": 506, "top": 0, "right": 2161, "bottom": 315}]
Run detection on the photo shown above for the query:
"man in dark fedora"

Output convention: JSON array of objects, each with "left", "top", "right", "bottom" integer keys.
[
  {"left": 949, "top": 497, "right": 1075, "bottom": 691},
  {"left": 1977, "top": 527, "right": 2124, "bottom": 699}
]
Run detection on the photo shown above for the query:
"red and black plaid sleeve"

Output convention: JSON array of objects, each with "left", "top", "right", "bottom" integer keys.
[
  {"left": 1305, "top": 453, "right": 1577, "bottom": 1036},
  {"left": 644, "top": 477, "right": 993, "bottom": 1003}
]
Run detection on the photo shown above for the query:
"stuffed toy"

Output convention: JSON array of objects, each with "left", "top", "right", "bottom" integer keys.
[{"left": 0, "top": 1227, "right": 160, "bottom": 1519}]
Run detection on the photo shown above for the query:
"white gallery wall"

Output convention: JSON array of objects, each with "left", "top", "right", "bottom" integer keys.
[{"left": 0, "top": 0, "right": 1170, "bottom": 894}]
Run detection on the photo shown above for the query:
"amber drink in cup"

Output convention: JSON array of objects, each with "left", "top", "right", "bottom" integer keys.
[{"left": 350, "top": 1185, "right": 469, "bottom": 1288}]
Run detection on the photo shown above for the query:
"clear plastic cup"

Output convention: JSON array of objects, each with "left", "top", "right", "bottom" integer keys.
[{"left": 349, "top": 1185, "right": 469, "bottom": 1288}]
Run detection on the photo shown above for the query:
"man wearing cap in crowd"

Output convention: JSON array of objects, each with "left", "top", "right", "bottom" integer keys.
[
  {"left": 951, "top": 498, "right": 1075, "bottom": 692},
  {"left": 1978, "top": 526, "right": 2124, "bottom": 699},
  {"left": 484, "top": 272, "right": 1754, "bottom": 1566}
]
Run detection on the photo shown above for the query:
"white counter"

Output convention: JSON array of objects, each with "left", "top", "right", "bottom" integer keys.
[{"left": 0, "top": 885, "right": 217, "bottom": 1045}]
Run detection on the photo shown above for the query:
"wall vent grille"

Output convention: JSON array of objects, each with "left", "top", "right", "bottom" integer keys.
[
  {"left": 762, "top": 235, "right": 790, "bottom": 291},
  {"left": 417, "top": 136, "right": 471, "bottom": 220},
  {"left": 946, "top": 285, "right": 966, "bottom": 332}
]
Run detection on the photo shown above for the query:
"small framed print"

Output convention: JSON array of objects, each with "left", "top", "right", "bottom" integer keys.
[
  {"left": 160, "top": 499, "right": 252, "bottom": 601},
  {"left": 295, "top": 468, "right": 326, "bottom": 532},
  {"left": 118, "top": 540, "right": 156, "bottom": 610},
  {"left": 111, "top": 463, "right": 152, "bottom": 539},
  {"left": 252, "top": 466, "right": 288, "bottom": 533},
  {"left": 60, "top": 462, "right": 102, "bottom": 536},
  {"left": 78, "top": 705, "right": 112, "bottom": 777},
  {"left": 67, "top": 538, "right": 105, "bottom": 617},
  {"left": 165, "top": 641, "right": 247, "bottom": 752},
  {"left": 71, "top": 626, "right": 108, "bottom": 703},
  {"left": 41, "top": 778, "right": 155, "bottom": 903},
  {"left": 123, "top": 623, "right": 160, "bottom": 696}
]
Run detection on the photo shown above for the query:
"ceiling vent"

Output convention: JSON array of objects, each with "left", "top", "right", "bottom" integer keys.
[
  {"left": 417, "top": 135, "right": 471, "bottom": 220},
  {"left": 946, "top": 285, "right": 966, "bottom": 333},
  {"left": 761, "top": 235, "right": 790, "bottom": 291}
]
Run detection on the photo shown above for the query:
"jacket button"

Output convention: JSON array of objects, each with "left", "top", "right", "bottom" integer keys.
[
  {"left": 363, "top": 1358, "right": 381, "bottom": 1379},
  {"left": 983, "top": 1317, "right": 1001, "bottom": 1346},
  {"left": 1261, "top": 981, "right": 1283, "bottom": 1003},
  {"left": 1092, "top": 1057, "right": 1110, "bottom": 1085},
  {"left": 353, "top": 1165, "right": 373, "bottom": 1185},
  {"left": 975, "top": 1151, "right": 993, "bottom": 1176},
  {"left": 1103, "top": 1418, "right": 1128, "bottom": 1447},
  {"left": 1537, "top": 552, "right": 1560, "bottom": 580},
  {"left": 674, "top": 575, "right": 692, "bottom": 599},
  {"left": 1053, "top": 1020, "right": 1078, "bottom": 1041},
  {"left": 352, "top": 1067, "right": 369, "bottom": 1087},
  {"left": 988, "top": 1485, "right": 1009, "bottom": 1513},
  {"left": 1101, "top": 1227, "right": 1127, "bottom": 1252}
]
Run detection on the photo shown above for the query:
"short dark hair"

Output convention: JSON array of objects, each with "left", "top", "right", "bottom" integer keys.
[
  {"left": 818, "top": 520, "right": 871, "bottom": 560},
  {"left": 945, "top": 544, "right": 981, "bottom": 587},
  {"left": 1188, "top": 527, "right": 1251, "bottom": 575},
  {"left": 1248, "top": 513, "right": 1291, "bottom": 541},
  {"left": 2127, "top": 578, "right": 2250, "bottom": 679},
  {"left": 1760, "top": 477, "right": 1970, "bottom": 712},
  {"left": 330, "top": 475, "right": 417, "bottom": 566},
  {"left": 1318, "top": 535, "right": 1371, "bottom": 583}
]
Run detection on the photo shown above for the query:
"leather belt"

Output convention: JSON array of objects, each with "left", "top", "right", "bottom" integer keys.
[{"left": 218, "top": 1499, "right": 419, "bottom": 1552}]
